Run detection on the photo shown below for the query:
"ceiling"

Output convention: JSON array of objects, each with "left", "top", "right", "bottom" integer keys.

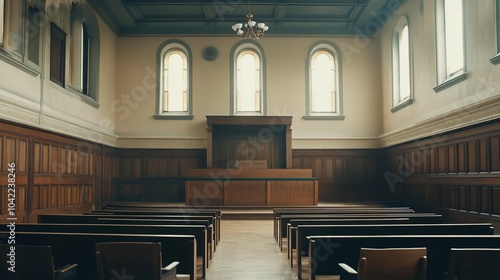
[{"left": 86, "top": 0, "right": 406, "bottom": 37}]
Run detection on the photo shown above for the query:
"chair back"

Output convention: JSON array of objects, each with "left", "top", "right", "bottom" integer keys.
[
  {"left": 96, "top": 242, "right": 162, "bottom": 280},
  {"left": 357, "top": 247, "right": 427, "bottom": 280},
  {"left": 0, "top": 244, "right": 55, "bottom": 280},
  {"left": 447, "top": 248, "right": 500, "bottom": 280}
]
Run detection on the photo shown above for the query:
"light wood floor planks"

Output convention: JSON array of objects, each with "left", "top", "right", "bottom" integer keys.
[{"left": 206, "top": 220, "right": 298, "bottom": 280}]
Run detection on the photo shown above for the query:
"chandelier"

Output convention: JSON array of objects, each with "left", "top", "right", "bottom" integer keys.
[{"left": 231, "top": 2, "right": 269, "bottom": 39}]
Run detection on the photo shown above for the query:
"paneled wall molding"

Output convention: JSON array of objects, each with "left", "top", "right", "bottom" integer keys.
[
  {"left": 381, "top": 95, "right": 500, "bottom": 147},
  {"left": 292, "top": 138, "right": 381, "bottom": 149},
  {"left": 40, "top": 113, "right": 117, "bottom": 147},
  {"left": 0, "top": 89, "right": 40, "bottom": 127},
  {"left": 116, "top": 137, "right": 207, "bottom": 149},
  {"left": 0, "top": 89, "right": 117, "bottom": 147}
]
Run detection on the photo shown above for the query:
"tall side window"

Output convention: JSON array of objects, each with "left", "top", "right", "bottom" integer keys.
[
  {"left": 50, "top": 22, "right": 66, "bottom": 87},
  {"left": 230, "top": 41, "right": 266, "bottom": 116},
  {"left": 492, "top": 0, "right": 500, "bottom": 64},
  {"left": 0, "top": 0, "right": 42, "bottom": 72},
  {"left": 434, "top": 0, "right": 467, "bottom": 91},
  {"left": 70, "top": 2, "right": 100, "bottom": 103},
  {"left": 392, "top": 16, "right": 412, "bottom": 112},
  {"left": 70, "top": 18, "right": 89, "bottom": 94},
  {"left": 305, "top": 42, "right": 344, "bottom": 120},
  {"left": 155, "top": 40, "right": 193, "bottom": 119}
]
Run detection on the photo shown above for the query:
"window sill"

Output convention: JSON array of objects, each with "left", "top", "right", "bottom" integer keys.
[
  {"left": 490, "top": 53, "right": 500, "bottom": 65},
  {"left": 433, "top": 72, "right": 468, "bottom": 93},
  {"left": 391, "top": 98, "right": 413, "bottom": 113},
  {"left": 303, "top": 115, "right": 346, "bottom": 120},
  {"left": 50, "top": 82, "right": 99, "bottom": 108},
  {"left": 0, "top": 49, "right": 40, "bottom": 77},
  {"left": 154, "top": 114, "right": 194, "bottom": 120}
]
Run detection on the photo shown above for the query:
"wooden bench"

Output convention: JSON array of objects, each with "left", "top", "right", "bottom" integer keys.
[
  {"left": 307, "top": 235, "right": 500, "bottom": 280},
  {"left": 11, "top": 223, "right": 209, "bottom": 279},
  {"left": 286, "top": 218, "right": 411, "bottom": 260},
  {"left": 0, "top": 231, "right": 197, "bottom": 280},
  {"left": 94, "top": 207, "right": 222, "bottom": 243},
  {"left": 294, "top": 223, "right": 494, "bottom": 279},
  {"left": 277, "top": 213, "right": 443, "bottom": 249},
  {"left": 273, "top": 207, "right": 414, "bottom": 239},
  {"left": 39, "top": 213, "right": 217, "bottom": 252}
]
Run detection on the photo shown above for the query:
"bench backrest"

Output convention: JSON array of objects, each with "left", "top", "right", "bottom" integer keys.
[
  {"left": 307, "top": 235, "right": 500, "bottom": 280},
  {"left": 0, "top": 231, "right": 197, "bottom": 280}
]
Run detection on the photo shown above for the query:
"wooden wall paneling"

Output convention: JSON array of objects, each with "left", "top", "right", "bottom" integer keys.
[
  {"left": 491, "top": 136, "right": 500, "bottom": 171},
  {"left": 448, "top": 144, "right": 456, "bottom": 174},
  {"left": 459, "top": 186, "right": 468, "bottom": 211},
  {"left": 479, "top": 138, "right": 489, "bottom": 172},
  {"left": 438, "top": 146, "right": 447, "bottom": 174},
  {"left": 224, "top": 181, "right": 267, "bottom": 206},
  {"left": 458, "top": 142, "right": 466, "bottom": 173},
  {"left": 480, "top": 186, "right": 491, "bottom": 215},
  {"left": 470, "top": 186, "right": 479, "bottom": 213},
  {"left": 492, "top": 187, "right": 500, "bottom": 216},
  {"left": 468, "top": 140, "right": 478, "bottom": 173}
]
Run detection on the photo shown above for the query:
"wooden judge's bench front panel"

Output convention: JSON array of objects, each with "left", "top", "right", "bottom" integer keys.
[{"left": 184, "top": 169, "right": 318, "bottom": 206}]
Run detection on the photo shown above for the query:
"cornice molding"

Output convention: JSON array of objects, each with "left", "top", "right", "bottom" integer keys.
[
  {"left": 380, "top": 95, "right": 500, "bottom": 147},
  {"left": 2, "top": 89, "right": 499, "bottom": 150}
]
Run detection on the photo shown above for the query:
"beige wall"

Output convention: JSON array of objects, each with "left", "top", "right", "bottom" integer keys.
[
  {"left": 379, "top": 0, "right": 500, "bottom": 146},
  {"left": 114, "top": 36, "right": 384, "bottom": 148},
  {"left": 2, "top": 0, "right": 499, "bottom": 149}
]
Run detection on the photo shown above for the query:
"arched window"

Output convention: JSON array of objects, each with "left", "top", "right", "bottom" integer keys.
[
  {"left": 434, "top": 0, "right": 467, "bottom": 91},
  {"left": 70, "top": 2, "right": 100, "bottom": 103},
  {"left": 155, "top": 40, "right": 193, "bottom": 119},
  {"left": 305, "top": 42, "right": 344, "bottom": 119},
  {"left": 391, "top": 16, "right": 412, "bottom": 112},
  {"left": 231, "top": 40, "right": 266, "bottom": 115}
]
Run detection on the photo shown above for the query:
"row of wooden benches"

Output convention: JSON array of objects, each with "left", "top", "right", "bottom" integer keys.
[
  {"left": 0, "top": 207, "right": 222, "bottom": 280},
  {"left": 272, "top": 206, "right": 500, "bottom": 280}
]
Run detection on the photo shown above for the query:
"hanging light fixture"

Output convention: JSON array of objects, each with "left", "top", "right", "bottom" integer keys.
[{"left": 231, "top": 1, "right": 269, "bottom": 39}]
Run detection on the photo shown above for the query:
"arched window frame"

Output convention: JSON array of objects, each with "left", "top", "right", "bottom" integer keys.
[
  {"left": 69, "top": 2, "right": 100, "bottom": 106},
  {"left": 154, "top": 39, "right": 193, "bottom": 120},
  {"left": 434, "top": 0, "right": 467, "bottom": 92},
  {"left": 304, "top": 41, "right": 344, "bottom": 120},
  {"left": 230, "top": 40, "right": 266, "bottom": 116},
  {"left": 391, "top": 15, "right": 413, "bottom": 112}
]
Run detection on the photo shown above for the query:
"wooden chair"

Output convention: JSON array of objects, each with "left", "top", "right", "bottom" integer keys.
[
  {"left": 338, "top": 247, "right": 427, "bottom": 280},
  {"left": 0, "top": 244, "right": 77, "bottom": 280},
  {"left": 447, "top": 248, "right": 500, "bottom": 280},
  {"left": 96, "top": 242, "right": 179, "bottom": 280}
]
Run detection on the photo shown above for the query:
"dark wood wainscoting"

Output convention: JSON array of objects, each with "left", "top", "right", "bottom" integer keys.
[
  {"left": 114, "top": 149, "right": 206, "bottom": 202},
  {"left": 292, "top": 149, "right": 386, "bottom": 202},
  {"left": 385, "top": 120, "right": 500, "bottom": 226},
  {"left": 0, "top": 121, "right": 112, "bottom": 223}
]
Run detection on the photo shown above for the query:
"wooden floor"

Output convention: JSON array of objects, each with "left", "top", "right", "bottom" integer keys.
[
  {"left": 206, "top": 219, "right": 298, "bottom": 280},
  {"left": 205, "top": 219, "right": 340, "bottom": 280}
]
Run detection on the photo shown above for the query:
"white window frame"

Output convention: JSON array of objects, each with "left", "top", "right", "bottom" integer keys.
[
  {"left": 304, "top": 41, "right": 344, "bottom": 120},
  {"left": 391, "top": 16, "right": 413, "bottom": 112},
  {"left": 0, "top": 0, "right": 5, "bottom": 46},
  {"left": 491, "top": 0, "right": 500, "bottom": 64},
  {"left": 230, "top": 40, "right": 266, "bottom": 116},
  {"left": 154, "top": 39, "right": 193, "bottom": 120},
  {"left": 434, "top": 0, "right": 467, "bottom": 92}
]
